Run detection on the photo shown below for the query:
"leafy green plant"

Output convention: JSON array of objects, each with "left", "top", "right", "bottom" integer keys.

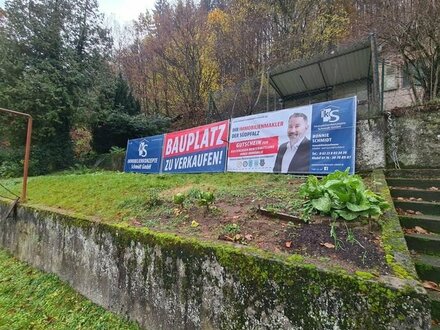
[
  {"left": 172, "top": 192, "right": 186, "bottom": 209},
  {"left": 196, "top": 191, "right": 215, "bottom": 211},
  {"left": 299, "top": 169, "right": 389, "bottom": 221},
  {"left": 109, "top": 146, "right": 126, "bottom": 155},
  {"left": 223, "top": 223, "right": 241, "bottom": 235},
  {"left": 187, "top": 188, "right": 202, "bottom": 199}
]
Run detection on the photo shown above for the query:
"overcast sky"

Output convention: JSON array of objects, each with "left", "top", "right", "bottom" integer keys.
[
  {"left": 0, "top": 0, "right": 156, "bottom": 25},
  {"left": 98, "top": 0, "right": 156, "bottom": 25}
]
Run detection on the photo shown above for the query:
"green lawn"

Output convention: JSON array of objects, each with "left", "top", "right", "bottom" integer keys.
[
  {"left": 0, "top": 248, "right": 139, "bottom": 330},
  {"left": 0, "top": 171, "right": 303, "bottom": 225}
]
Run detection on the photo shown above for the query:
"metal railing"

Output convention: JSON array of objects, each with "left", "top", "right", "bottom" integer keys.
[{"left": 0, "top": 107, "right": 33, "bottom": 202}]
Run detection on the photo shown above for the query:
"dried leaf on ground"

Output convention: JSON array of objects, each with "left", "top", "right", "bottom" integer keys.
[
  {"left": 405, "top": 226, "right": 430, "bottom": 235},
  {"left": 131, "top": 219, "right": 142, "bottom": 227},
  {"left": 285, "top": 241, "right": 292, "bottom": 248},
  {"left": 218, "top": 234, "right": 234, "bottom": 242},
  {"left": 414, "top": 226, "right": 429, "bottom": 234},
  {"left": 422, "top": 281, "right": 440, "bottom": 292},
  {"left": 320, "top": 242, "right": 335, "bottom": 249},
  {"left": 245, "top": 234, "right": 253, "bottom": 241}
]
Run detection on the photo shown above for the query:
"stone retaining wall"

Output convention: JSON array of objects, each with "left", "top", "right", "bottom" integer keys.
[{"left": 0, "top": 198, "right": 431, "bottom": 329}]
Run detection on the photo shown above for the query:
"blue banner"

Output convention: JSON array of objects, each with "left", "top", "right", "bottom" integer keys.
[
  {"left": 309, "top": 97, "right": 357, "bottom": 174},
  {"left": 124, "top": 135, "right": 164, "bottom": 174},
  {"left": 227, "top": 96, "right": 356, "bottom": 175}
]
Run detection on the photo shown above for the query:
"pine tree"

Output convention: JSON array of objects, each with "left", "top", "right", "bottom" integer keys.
[{"left": 0, "top": 0, "right": 112, "bottom": 174}]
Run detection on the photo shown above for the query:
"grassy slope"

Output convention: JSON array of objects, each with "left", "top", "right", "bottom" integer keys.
[
  {"left": 0, "top": 171, "right": 301, "bottom": 223},
  {"left": 0, "top": 249, "right": 139, "bottom": 330}
]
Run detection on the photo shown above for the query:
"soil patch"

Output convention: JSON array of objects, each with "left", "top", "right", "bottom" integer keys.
[
  {"left": 141, "top": 193, "right": 390, "bottom": 275},
  {"left": 280, "top": 222, "right": 389, "bottom": 272}
]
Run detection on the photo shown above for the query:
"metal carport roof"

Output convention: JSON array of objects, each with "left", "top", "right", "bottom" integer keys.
[{"left": 268, "top": 39, "right": 373, "bottom": 101}]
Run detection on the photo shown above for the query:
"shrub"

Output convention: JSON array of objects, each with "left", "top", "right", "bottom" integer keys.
[
  {"left": 91, "top": 112, "right": 170, "bottom": 153},
  {"left": 299, "top": 169, "right": 389, "bottom": 221}
]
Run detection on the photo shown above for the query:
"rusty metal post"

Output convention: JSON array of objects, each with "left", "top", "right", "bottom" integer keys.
[{"left": 0, "top": 107, "right": 33, "bottom": 202}]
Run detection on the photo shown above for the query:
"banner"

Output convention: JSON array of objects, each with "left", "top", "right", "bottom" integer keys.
[
  {"left": 161, "top": 120, "right": 229, "bottom": 173},
  {"left": 227, "top": 97, "right": 356, "bottom": 174},
  {"left": 310, "top": 97, "right": 356, "bottom": 174},
  {"left": 124, "top": 135, "right": 164, "bottom": 174}
]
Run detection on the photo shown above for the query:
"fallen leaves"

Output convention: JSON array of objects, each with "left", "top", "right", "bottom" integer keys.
[
  {"left": 285, "top": 241, "right": 292, "bottom": 248},
  {"left": 218, "top": 233, "right": 254, "bottom": 244},
  {"left": 320, "top": 242, "right": 335, "bottom": 249},
  {"left": 422, "top": 281, "right": 440, "bottom": 292},
  {"left": 130, "top": 219, "right": 143, "bottom": 227},
  {"left": 396, "top": 208, "right": 423, "bottom": 216},
  {"left": 396, "top": 197, "right": 423, "bottom": 201},
  {"left": 404, "top": 226, "right": 430, "bottom": 235}
]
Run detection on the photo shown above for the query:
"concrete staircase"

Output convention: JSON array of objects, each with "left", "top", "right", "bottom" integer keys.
[{"left": 386, "top": 169, "right": 440, "bottom": 327}]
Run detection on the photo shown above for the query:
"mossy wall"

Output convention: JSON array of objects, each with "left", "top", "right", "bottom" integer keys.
[
  {"left": 387, "top": 106, "right": 440, "bottom": 168},
  {"left": 0, "top": 201, "right": 431, "bottom": 329},
  {"left": 354, "top": 105, "right": 440, "bottom": 170}
]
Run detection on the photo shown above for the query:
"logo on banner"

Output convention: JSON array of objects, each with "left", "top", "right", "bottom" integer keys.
[
  {"left": 321, "top": 106, "right": 340, "bottom": 123},
  {"left": 138, "top": 140, "right": 148, "bottom": 157}
]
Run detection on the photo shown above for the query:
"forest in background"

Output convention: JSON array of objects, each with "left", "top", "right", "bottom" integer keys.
[{"left": 0, "top": 0, "right": 439, "bottom": 176}]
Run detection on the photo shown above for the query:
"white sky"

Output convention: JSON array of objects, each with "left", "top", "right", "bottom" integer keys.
[
  {"left": 98, "top": 0, "right": 156, "bottom": 25},
  {"left": 0, "top": 0, "right": 156, "bottom": 25}
]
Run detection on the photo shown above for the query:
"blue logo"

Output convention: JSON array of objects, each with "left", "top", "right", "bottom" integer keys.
[
  {"left": 138, "top": 140, "right": 148, "bottom": 157},
  {"left": 321, "top": 105, "right": 340, "bottom": 123}
]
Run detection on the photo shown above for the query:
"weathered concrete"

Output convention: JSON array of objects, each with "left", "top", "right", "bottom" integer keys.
[
  {"left": 388, "top": 107, "right": 440, "bottom": 168},
  {"left": 355, "top": 117, "right": 386, "bottom": 170},
  {"left": 0, "top": 198, "right": 431, "bottom": 330},
  {"left": 353, "top": 105, "right": 440, "bottom": 171}
]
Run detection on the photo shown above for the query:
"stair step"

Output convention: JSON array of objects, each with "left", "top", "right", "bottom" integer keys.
[
  {"left": 394, "top": 200, "right": 440, "bottom": 217},
  {"left": 429, "top": 290, "right": 440, "bottom": 323},
  {"left": 386, "top": 168, "right": 440, "bottom": 179},
  {"left": 387, "top": 178, "right": 440, "bottom": 189},
  {"left": 405, "top": 233, "right": 440, "bottom": 256},
  {"left": 390, "top": 188, "right": 440, "bottom": 202},
  {"left": 413, "top": 254, "right": 440, "bottom": 282},
  {"left": 400, "top": 214, "right": 440, "bottom": 234}
]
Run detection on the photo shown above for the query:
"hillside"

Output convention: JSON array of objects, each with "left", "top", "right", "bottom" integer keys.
[{"left": 0, "top": 171, "right": 388, "bottom": 274}]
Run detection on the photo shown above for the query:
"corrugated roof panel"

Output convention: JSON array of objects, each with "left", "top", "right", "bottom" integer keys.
[
  {"left": 298, "top": 64, "right": 326, "bottom": 90},
  {"left": 269, "top": 42, "right": 372, "bottom": 99},
  {"left": 273, "top": 70, "right": 305, "bottom": 96},
  {"left": 271, "top": 63, "right": 326, "bottom": 96},
  {"left": 322, "top": 48, "right": 371, "bottom": 86}
]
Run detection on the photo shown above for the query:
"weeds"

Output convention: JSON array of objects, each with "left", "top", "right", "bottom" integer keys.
[
  {"left": 330, "top": 222, "right": 344, "bottom": 250},
  {"left": 222, "top": 223, "right": 241, "bottom": 235}
]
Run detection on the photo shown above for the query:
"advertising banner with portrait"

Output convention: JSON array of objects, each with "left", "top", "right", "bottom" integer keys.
[
  {"left": 161, "top": 120, "right": 229, "bottom": 173},
  {"left": 227, "top": 96, "right": 357, "bottom": 175},
  {"left": 124, "top": 134, "right": 164, "bottom": 174}
]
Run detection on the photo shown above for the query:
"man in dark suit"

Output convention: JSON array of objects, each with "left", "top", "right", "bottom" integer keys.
[{"left": 273, "top": 112, "right": 311, "bottom": 173}]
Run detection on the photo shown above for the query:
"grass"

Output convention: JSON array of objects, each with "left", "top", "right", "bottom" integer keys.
[
  {"left": 0, "top": 248, "right": 140, "bottom": 330},
  {"left": 0, "top": 170, "right": 303, "bottom": 224}
]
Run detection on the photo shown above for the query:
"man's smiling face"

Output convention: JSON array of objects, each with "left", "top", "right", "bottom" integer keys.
[{"left": 287, "top": 115, "right": 308, "bottom": 145}]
